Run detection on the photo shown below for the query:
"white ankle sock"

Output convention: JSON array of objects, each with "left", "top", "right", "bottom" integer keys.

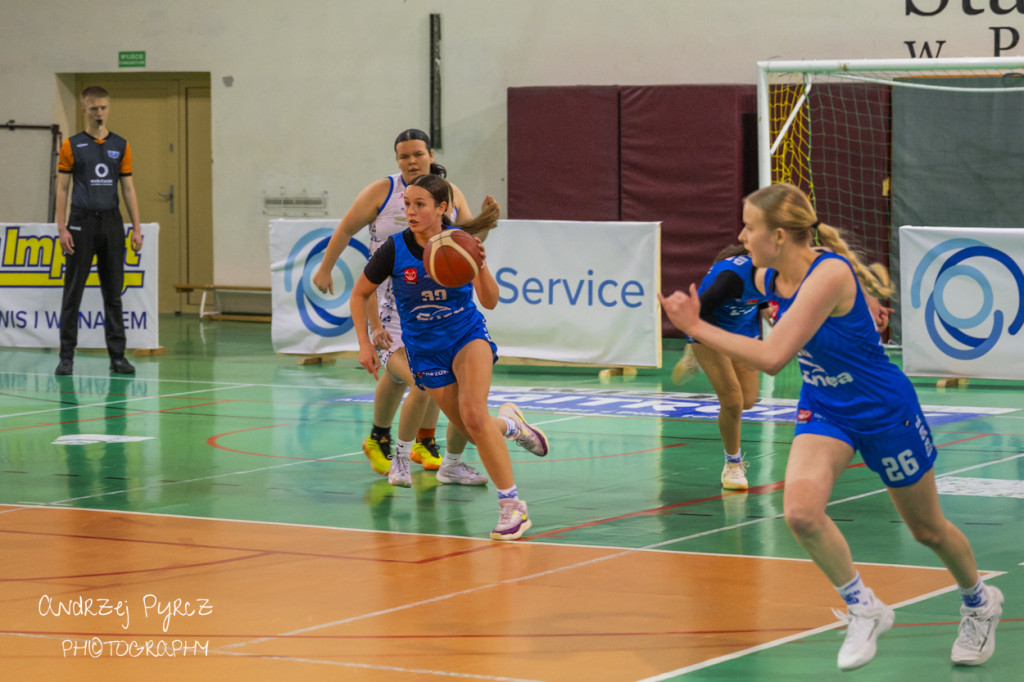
[
  {"left": 961, "top": 580, "right": 986, "bottom": 608},
  {"left": 500, "top": 416, "right": 518, "bottom": 437},
  {"left": 837, "top": 573, "right": 876, "bottom": 607}
]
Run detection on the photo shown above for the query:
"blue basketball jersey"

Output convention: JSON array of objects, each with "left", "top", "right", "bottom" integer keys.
[
  {"left": 698, "top": 254, "right": 765, "bottom": 337},
  {"left": 765, "top": 252, "right": 919, "bottom": 433},
  {"left": 387, "top": 228, "right": 483, "bottom": 356}
]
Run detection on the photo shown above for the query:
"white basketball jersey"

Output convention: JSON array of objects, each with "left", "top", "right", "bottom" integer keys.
[
  {"left": 367, "top": 173, "right": 408, "bottom": 254},
  {"left": 366, "top": 174, "right": 408, "bottom": 354}
]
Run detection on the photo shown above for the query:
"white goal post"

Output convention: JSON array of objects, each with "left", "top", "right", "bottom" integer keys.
[
  {"left": 755, "top": 57, "right": 1024, "bottom": 345},
  {"left": 757, "top": 56, "right": 1024, "bottom": 189}
]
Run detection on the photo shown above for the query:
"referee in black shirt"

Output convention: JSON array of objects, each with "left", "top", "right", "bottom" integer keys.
[{"left": 54, "top": 86, "right": 144, "bottom": 376}]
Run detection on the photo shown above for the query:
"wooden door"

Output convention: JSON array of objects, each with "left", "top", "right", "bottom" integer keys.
[{"left": 184, "top": 86, "right": 213, "bottom": 300}]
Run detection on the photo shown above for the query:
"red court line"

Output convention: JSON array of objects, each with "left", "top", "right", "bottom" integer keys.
[
  {"left": 206, "top": 424, "right": 364, "bottom": 462},
  {"left": 528, "top": 433, "right": 1001, "bottom": 539},
  {"left": 528, "top": 491, "right": 743, "bottom": 540},
  {"left": 0, "top": 625, "right": 829, "bottom": 640},
  {"left": 0, "top": 522, "right": 464, "bottom": 568},
  {"left": 519, "top": 441, "right": 688, "bottom": 464},
  {"left": 5, "top": 617, "right": 1022, "bottom": 646},
  {"left": 939, "top": 433, "right": 994, "bottom": 447},
  {"left": 1, "top": 550, "right": 271, "bottom": 582}
]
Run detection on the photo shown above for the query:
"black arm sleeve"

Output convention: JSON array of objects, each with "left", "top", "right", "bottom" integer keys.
[
  {"left": 363, "top": 238, "right": 396, "bottom": 285},
  {"left": 698, "top": 270, "right": 745, "bottom": 323}
]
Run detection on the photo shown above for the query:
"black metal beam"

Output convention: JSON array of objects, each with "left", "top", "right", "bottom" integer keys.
[{"left": 430, "top": 13, "right": 442, "bottom": 149}]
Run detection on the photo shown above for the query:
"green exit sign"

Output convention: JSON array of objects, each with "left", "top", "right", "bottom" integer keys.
[{"left": 118, "top": 51, "right": 146, "bottom": 68}]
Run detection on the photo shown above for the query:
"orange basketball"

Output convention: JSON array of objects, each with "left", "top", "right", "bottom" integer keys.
[{"left": 423, "top": 229, "right": 483, "bottom": 287}]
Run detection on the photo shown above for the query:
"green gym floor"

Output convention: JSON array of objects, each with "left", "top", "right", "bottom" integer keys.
[{"left": 1, "top": 314, "right": 1021, "bottom": 681}]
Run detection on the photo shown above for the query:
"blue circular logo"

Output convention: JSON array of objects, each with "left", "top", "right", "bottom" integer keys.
[
  {"left": 282, "top": 229, "right": 370, "bottom": 336},
  {"left": 910, "top": 238, "right": 1024, "bottom": 360}
]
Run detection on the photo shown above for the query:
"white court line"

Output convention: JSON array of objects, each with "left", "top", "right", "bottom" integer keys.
[
  {"left": 0, "top": 448, "right": 364, "bottom": 512},
  {"left": 23, "top": 370, "right": 369, "bottom": 391},
  {"left": 634, "top": 572, "right": 1006, "bottom": 682},
  {"left": 0, "top": 384, "right": 259, "bottom": 420},
  {"left": 630, "top": 452, "right": 1024, "bottom": 679},
  {"left": 1, "top": 387, "right": 576, "bottom": 511},
  {"left": 3, "top": 491, "right": 1009, "bottom": 680},
  {"left": 6, "top": 372, "right": 1019, "bottom": 676},
  {"left": 218, "top": 453, "right": 1024, "bottom": 655},
  {"left": 215, "top": 653, "right": 545, "bottom": 681},
  {"left": 0, "top": 629, "right": 540, "bottom": 681},
  {"left": 647, "top": 450, "right": 1024, "bottom": 551}
]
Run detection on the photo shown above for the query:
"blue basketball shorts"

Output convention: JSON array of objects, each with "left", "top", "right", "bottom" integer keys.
[
  {"left": 405, "top": 319, "right": 497, "bottom": 390},
  {"left": 794, "top": 405, "right": 937, "bottom": 488}
]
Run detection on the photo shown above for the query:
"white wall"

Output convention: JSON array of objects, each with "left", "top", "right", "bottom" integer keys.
[{"left": 3, "top": 0, "right": 1021, "bottom": 285}]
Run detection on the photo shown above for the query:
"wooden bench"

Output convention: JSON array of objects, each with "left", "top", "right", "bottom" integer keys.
[{"left": 174, "top": 284, "right": 272, "bottom": 322}]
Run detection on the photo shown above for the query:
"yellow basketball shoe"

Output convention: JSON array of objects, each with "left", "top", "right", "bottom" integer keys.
[
  {"left": 411, "top": 437, "right": 443, "bottom": 471},
  {"left": 362, "top": 434, "right": 392, "bottom": 476}
]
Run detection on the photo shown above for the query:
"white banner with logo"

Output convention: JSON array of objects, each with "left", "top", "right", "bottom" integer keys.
[
  {"left": 270, "top": 218, "right": 365, "bottom": 356},
  {"left": 0, "top": 222, "right": 159, "bottom": 350},
  {"left": 270, "top": 219, "right": 662, "bottom": 366},
  {"left": 899, "top": 225, "right": 1024, "bottom": 379}
]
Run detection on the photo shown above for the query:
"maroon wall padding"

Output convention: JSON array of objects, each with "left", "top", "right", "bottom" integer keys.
[
  {"left": 619, "top": 85, "right": 756, "bottom": 336},
  {"left": 507, "top": 86, "right": 620, "bottom": 220}
]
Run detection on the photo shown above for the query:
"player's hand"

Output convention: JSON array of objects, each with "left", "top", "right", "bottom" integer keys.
[
  {"left": 371, "top": 327, "right": 392, "bottom": 350},
  {"left": 658, "top": 284, "right": 702, "bottom": 333},
  {"left": 358, "top": 345, "right": 380, "bottom": 380},
  {"left": 865, "top": 295, "right": 894, "bottom": 334},
  {"left": 475, "top": 238, "right": 487, "bottom": 265},
  {"left": 312, "top": 269, "right": 333, "bottom": 295},
  {"left": 131, "top": 229, "right": 143, "bottom": 252},
  {"left": 59, "top": 229, "right": 74, "bottom": 256}
]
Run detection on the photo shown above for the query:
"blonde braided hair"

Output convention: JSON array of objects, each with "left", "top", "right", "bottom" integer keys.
[{"left": 744, "top": 183, "right": 893, "bottom": 298}]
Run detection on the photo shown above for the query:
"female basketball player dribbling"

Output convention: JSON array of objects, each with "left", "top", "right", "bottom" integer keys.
[
  {"left": 312, "top": 129, "right": 495, "bottom": 482},
  {"left": 659, "top": 183, "right": 1002, "bottom": 671},
  {"left": 348, "top": 173, "right": 549, "bottom": 541}
]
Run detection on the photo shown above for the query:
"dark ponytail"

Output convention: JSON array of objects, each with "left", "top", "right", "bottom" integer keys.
[{"left": 408, "top": 174, "right": 454, "bottom": 226}]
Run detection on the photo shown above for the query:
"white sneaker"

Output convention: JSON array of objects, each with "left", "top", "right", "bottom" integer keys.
[
  {"left": 835, "top": 598, "right": 895, "bottom": 671},
  {"left": 436, "top": 462, "right": 488, "bottom": 486},
  {"left": 952, "top": 585, "right": 1003, "bottom": 666},
  {"left": 387, "top": 456, "right": 412, "bottom": 488},
  {"left": 490, "top": 498, "right": 531, "bottom": 541},
  {"left": 721, "top": 459, "right": 749, "bottom": 490},
  {"left": 499, "top": 403, "right": 549, "bottom": 457}
]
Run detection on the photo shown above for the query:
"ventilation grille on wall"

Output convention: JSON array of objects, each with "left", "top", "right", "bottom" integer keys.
[{"left": 262, "top": 190, "right": 328, "bottom": 217}]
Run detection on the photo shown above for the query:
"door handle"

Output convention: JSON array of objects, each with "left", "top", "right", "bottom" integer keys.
[{"left": 157, "top": 185, "right": 174, "bottom": 214}]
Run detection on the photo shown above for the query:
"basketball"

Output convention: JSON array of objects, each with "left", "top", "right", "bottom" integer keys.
[{"left": 423, "top": 229, "right": 483, "bottom": 287}]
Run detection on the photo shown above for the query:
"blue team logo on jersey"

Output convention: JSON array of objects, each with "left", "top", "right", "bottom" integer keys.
[
  {"left": 910, "top": 238, "right": 1024, "bottom": 360},
  {"left": 107, "top": 150, "right": 120, "bottom": 159},
  {"left": 282, "top": 229, "right": 370, "bottom": 336}
]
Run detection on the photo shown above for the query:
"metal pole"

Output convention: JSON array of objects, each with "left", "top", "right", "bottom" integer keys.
[
  {"left": 3, "top": 121, "right": 62, "bottom": 221},
  {"left": 430, "top": 13, "right": 442, "bottom": 149}
]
